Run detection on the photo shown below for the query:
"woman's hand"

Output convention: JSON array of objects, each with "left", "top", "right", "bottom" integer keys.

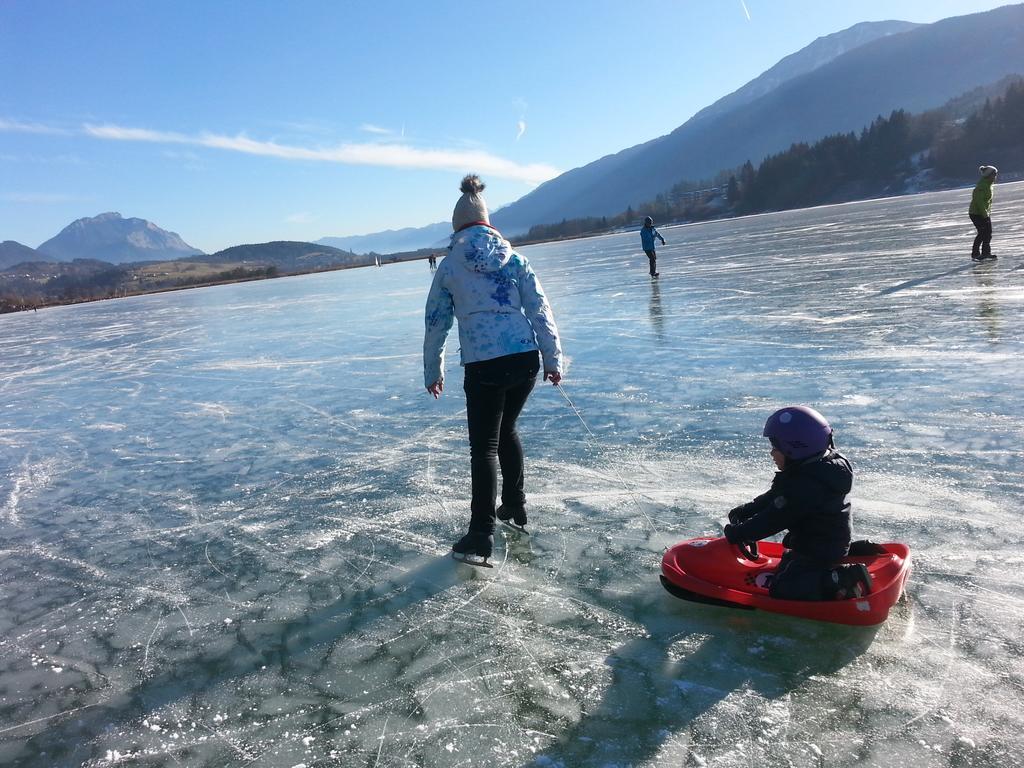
[
  {"left": 543, "top": 371, "right": 561, "bottom": 386},
  {"left": 427, "top": 380, "right": 444, "bottom": 399}
]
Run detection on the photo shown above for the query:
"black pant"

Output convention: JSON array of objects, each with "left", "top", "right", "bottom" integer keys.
[
  {"left": 463, "top": 351, "right": 540, "bottom": 533},
  {"left": 970, "top": 213, "right": 992, "bottom": 256},
  {"left": 644, "top": 249, "right": 657, "bottom": 276},
  {"left": 769, "top": 550, "right": 832, "bottom": 601}
]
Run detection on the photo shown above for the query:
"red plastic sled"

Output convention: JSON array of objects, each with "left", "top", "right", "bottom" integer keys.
[{"left": 661, "top": 537, "right": 911, "bottom": 626}]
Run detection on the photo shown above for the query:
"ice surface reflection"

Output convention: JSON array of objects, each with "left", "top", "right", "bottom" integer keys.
[{"left": 1, "top": 184, "right": 1022, "bottom": 766}]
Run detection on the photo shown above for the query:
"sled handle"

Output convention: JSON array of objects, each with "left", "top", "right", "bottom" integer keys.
[{"left": 734, "top": 539, "right": 761, "bottom": 562}]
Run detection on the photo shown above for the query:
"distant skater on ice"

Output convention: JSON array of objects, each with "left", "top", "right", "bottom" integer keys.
[
  {"left": 723, "top": 406, "right": 876, "bottom": 601},
  {"left": 969, "top": 164, "right": 998, "bottom": 261},
  {"left": 639, "top": 216, "right": 666, "bottom": 277},
  {"left": 423, "top": 174, "right": 563, "bottom": 566}
]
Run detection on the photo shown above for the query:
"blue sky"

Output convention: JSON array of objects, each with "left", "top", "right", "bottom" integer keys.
[{"left": 0, "top": 1, "right": 1012, "bottom": 252}]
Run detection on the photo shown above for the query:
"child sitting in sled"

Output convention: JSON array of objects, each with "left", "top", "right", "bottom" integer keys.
[{"left": 723, "top": 406, "right": 876, "bottom": 601}]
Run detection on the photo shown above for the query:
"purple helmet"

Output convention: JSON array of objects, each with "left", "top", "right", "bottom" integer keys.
[{"left": 763, "top": 406, "right": 833, "bottom": 460}]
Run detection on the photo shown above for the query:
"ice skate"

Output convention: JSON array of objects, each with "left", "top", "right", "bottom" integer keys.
[
  {"left": 451, "top": 530, "right": 494, "bottom": 568},
  {"left": 497, "top": 504, "right": 528, "bottom": 534}
]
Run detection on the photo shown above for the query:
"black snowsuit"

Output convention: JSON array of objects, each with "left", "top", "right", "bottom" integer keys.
[{"left": 727, "top": 450, "right": 853, "bottom": 600}]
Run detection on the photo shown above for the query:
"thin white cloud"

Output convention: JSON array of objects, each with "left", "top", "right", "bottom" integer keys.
[
  {"left": 0, "top": 118, "right": 71, "bottom": 135},
  {"left": 359, "top": 123, "right": 395, "bottom": 135},
  {"left": 513, "top": 98, "right": 528, "bottom": 142},
  {"left": 3, "top": 116, "right": 561, "bottom": 184},
  {"left": 285, "top": 212, "right": 315, "bottom": 224},
  {"left": 740, "top": 0, "right": 751, "bottom": 21},
  {"left": 85, "top": 124, "right": 187, "bottom": 143},
  {"left": 82, "top": 122, "right": 560, "bottom": 184}
]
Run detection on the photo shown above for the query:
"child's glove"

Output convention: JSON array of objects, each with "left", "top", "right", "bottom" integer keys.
[
  {"left": 848, "top": 540, "right": 888, "bottom": 556},
  {"left": 728, "top": 505, "right": 750, "bottom": 525},
  {"left": 723, "top": 524, "right": 741, "bottom": 544}
]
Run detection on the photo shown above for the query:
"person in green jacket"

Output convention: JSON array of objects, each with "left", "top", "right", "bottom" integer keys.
[{"left": 969, "top": 165, "right": 998, "bottom": 261}]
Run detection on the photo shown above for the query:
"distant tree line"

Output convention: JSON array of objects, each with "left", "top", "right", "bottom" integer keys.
[
  {"left": 0, "top": 264, "right": 280, "bottom": 314},
  {"left": 517, "top": 79, "right": 1024, "bottom": 242},
  {"left": 729, "top": 108, "right": 930, "bottom": 213},
  {"left": 162, "top": 265, "right": 279, "bottom": 288},
  {"left": 4, "top": 83, "right": 1022, "bottom": 313},
  {"left": 931, "top": 79, "right": 1024, "bottom": 177},
  {"left": 1, "top": 241, "right": 439, "bottom": 313},
  {"left": 44, "top": 266, "right": 128, "bottom": 301},
  {"left": 1, "top": 265, "right": 127, "bottom": 311},
  {"left": 518, "top": 173, "right": 732, "bottom": 244}
]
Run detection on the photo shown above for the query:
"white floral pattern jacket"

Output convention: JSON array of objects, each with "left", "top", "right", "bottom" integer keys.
[{"left": 423, "top": 224, "right": 562, "bottom": 387}]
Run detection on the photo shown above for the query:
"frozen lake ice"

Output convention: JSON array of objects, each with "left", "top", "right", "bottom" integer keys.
[{"left": 1, "top": 183, "right": 1023, "bottom": 767}]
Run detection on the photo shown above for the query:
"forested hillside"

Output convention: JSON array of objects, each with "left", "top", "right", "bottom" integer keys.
[{"left": 520, "top": 79, "right": 1024, "bottom": 243}]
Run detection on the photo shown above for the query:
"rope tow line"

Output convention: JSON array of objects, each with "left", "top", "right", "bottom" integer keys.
[{"left": 554, "top": 382, "right": 662, "bottom": 536}]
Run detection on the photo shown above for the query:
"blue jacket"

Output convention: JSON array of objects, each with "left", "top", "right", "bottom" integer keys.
[
  {"left": 423, "top": 225, "right": 562, "bottom": 387},
  {"left": 640, "top": 225, "right": 664, "bottom": 251},
  {"left": 728, "top": 450, "right": 854, "bottom": 564}
]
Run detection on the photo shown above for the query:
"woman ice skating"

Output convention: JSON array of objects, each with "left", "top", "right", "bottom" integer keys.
[
  {"left": 423, "top": 175, "right": 563, "bottom": 566},
  {"left": 969, "top": 165, "right": 998, "bottom": 261},
  {"left": 639, "top": 216, "right": 666, "bottom": 277}
]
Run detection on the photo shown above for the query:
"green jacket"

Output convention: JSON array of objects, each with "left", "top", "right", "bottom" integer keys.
[{"left": 969, "top": 177, "right": 994, "bottom": 216}]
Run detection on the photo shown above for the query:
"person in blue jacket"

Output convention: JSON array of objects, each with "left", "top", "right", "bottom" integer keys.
[
  {"left": 723, "top": 406, "right": 873, "bottom": 601},
  {"left": 424, "top": 175, "right": 564, "bottom": 565},
  {"left": 639, "top": 216, "right": 666, "bottom": 278}
]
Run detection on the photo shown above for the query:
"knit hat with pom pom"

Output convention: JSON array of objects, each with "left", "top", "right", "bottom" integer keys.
[
  {"left": 979, "top": 165, "right": 999, "bottom": 178},
  {"left": 452, "top": 175, "right": 490, "bottom": 232}
]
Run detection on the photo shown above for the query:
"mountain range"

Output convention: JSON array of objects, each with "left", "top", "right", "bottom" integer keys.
[
  {"left": 36, "top": 212, "right": 204, "bottom": 264},
  {"left": 491, "top": 3, "right": 1024, "bottom": 234},
  {"left": 317, "top": 222, "right": 452, "bottom": 256},
  {"left": 2, "top": 225, "right": 364, "bottom": 284},
  {"left": 6, "top": 5, "right": 1024, "bottom": 264},
  {"left": 197, "top": 241, "right": 366, "bottom": 271},
  {"left": 317, "top": 4, "right": 1024, "bottom": 252},
  {"left": 680, "top": 20, "right": 920, "bottom": 128},
  {"left": 0, "top": 241, "right": 44, "bottom": 270}
]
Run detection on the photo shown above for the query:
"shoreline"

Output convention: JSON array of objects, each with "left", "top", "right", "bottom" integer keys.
[{"left": 5, "top": 178, "right": 1021, "bottom": 316}]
